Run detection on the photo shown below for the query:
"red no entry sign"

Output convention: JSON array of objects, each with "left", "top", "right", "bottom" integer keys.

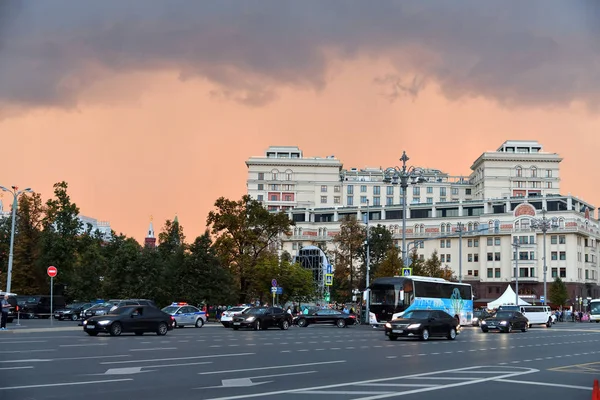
[{"left": 47, "top": 266, "right": 57, "bottom": 278}]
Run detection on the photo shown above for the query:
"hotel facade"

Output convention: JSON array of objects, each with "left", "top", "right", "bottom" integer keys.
[{"left": 246, "top": 141, "right": 600, "bottom": 304}]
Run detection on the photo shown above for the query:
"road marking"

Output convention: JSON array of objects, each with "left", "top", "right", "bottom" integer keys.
[
  {"left": 0, "top": 355, "right": 129, "bottom": 363},
  {"left": 0, "top": 349, "right": 55, "bottom": 354},
  {"left": 0, "top": 378, "right": 133, "bottom": 391},
  {"left": 0, "top": 366, "right": 33, "bottom": 370},
  {"left": 356, "top": 383, "right": 437, "bottom": 388},
  {"left": 301, "top": 391, "right": 393, "bottom": 395},
  {"left": 0, "top": 340, "right": 47, "bottom": 344},
  {"left": 129, "top": 347, "right": 177, "bottom": 352},
  {"left": 199, "top": 360, "right": 346, "bottom": 375},
  {"left": 496, "top": 379, "right": 592, "bottom": 391},
  {"left": 60, "top": 343, "right": 107, "bottom": 347},
  {"left": 102, "top": 353, "right": 254, "bottom": 365}
]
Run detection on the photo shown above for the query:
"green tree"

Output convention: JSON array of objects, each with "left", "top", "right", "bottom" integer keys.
[
  {"left": 359, "top": 224, "right": 394, "bottom": 287},
  {"left": 549, "top": 277, "right": 569, "bottom": 307},
  {"left": 158, "top": 217, "right": 185, "bottom": 255},
  {"left": 70, "top": 230, "right": 107, "bottom": 301},
  {"left": 332, "top": 216, "right": 364, "bottom": 300},
  {"left": 101, "top": 236, "right": 142, "bottom": 299},
  {"left": 408, "top": 248, "right": 427, "bottom": 276},
  {"left": 207, "top": 195, "right": 292, "bottom": 303},
  {"left": 374, "top": 246, "right": 404, "bottom": 279}
]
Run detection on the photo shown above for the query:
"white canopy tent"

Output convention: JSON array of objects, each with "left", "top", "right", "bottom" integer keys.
[{"left": 487, "top": 285, "right": 532, "bottom": 309}]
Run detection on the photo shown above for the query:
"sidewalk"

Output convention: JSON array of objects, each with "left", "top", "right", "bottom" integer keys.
[{"left": 2, "top": 321, "right": 225, "bottom": 334}]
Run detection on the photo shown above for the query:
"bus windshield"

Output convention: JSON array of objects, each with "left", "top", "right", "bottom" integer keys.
[{"left": 590, "top": 301, "right": 600, "bottom": 315}]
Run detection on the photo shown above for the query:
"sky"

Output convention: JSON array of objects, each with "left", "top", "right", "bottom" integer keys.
[{"left": 0, "top": 1, "right": 599, "bottom": 242}]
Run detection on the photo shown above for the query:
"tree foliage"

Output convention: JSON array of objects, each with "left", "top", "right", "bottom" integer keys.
[
  {"left": 549, "top": 277, "right": 569, "bottom": 307},
  {"left": 332, "top": 216, "right": 364, "bottom": 300},
  {"left": 374, "top": 246, "right": 403, "bottom": 279}
]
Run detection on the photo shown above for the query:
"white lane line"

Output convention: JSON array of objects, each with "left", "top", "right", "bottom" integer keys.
[
  {"left": 0, "top": 355, "right": 129, "bottom": 363},
  {"left": 356, "top": 383, "right": 438, "bottom": 388},
  {"left": 60, "top": 343, "right": 107, "bottom": 347},
  {"left": 0, "top": 378, "right": 133, "bottom": 391},
  {"left": 102, "top": 353, "right": 254, "bottom": 365},
  {"left": 0, "top": 349, "right": 55, "bottom": 354},
  {"left": 199, "top": 360, "right": 346, "bottom": 375},
  {"left": 496, "top": 379, "right": 592, "bottom": 391},
  {"left": 0, "top": 340, "right": 47, "bottom": 344},
  {"left": 406, "top": 377, "right": 474, "bottom": 381},
  {"left": 0, "top": 366, "right": 33, "bottom": 370},
  {"left": 129, "top": 348, "right": 177, "bottom": 352},
  {"left": 300, "top": 391, "right": 393, "bottom": 395}
]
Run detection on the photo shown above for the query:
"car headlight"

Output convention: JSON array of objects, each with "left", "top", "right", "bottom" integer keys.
[
  {"left": 385, "top": 322, "right": 392, "bottom": 328},
  {"left": 98, "top": 320, "right": 111, "bottom": 325},
  {"left": 245, "top": 316, "right": 256, "bottom": 322},
  {"left": 500, "top": 321, "right": 508, "bottom": 325},
  {"left": 481, "top": 320, "right": 486, "bottom": 325},
  {"left": 83, "top": 320, "right": 88, "bottom": 325},
  {"left": 407, "top": 323, "right": 421, "bottom": 329}
]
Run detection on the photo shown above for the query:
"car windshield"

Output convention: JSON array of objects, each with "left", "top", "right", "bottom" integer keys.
[
  {"left": 244, "top": 308, "right": 267, "bottom": 315},
  {"left": 402, "top": 310, "right": 433, "bottom": 319},
  {"left": 108, "top": 307, "right": 135, "bottom": 315},
  {"left": 162, "top": 306, "right": 179, "bottom": 314},
  {"left": 495, "top": 311, "right": 514, "bottom": 319}
]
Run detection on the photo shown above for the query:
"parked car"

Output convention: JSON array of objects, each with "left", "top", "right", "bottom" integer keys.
[
  {"left": 295, "top": 309, "right": 357, "bottom": 328},
  {"left": 231, "top": 307, "right": 292, "bottom": 330},
  {"left": 221, "top": 306, "right": 252, "bottom": 328},
  {"left": 481, "top": 310, "right": 529, "bottom": 333},
  {"left": 54, "top": 302, "right": 94, "bottom": 321},
  {"left": 17, "top": 295, "right": 66, "bottom": 319},
  {"left": 83, "top": 305, "right": 175, "bottom": 336},
  {"left": 384, "top": 310, "right": 460, "bottom": 341}
]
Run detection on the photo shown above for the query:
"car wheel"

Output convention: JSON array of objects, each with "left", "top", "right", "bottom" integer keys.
[
  {"left": 222, "top": 322, "right": 230, "bottom": 328},
  {"left": 157, "top": 322, "right": 168, "bottom": 336},
  {"left": 447, "top": 328, "right": 457, "bottom": 340},
  {"left": 172, "top": 320, "right": 178, "bottom": 328},
  {"left": 109, "top": 322, "right": 122, "bottom": 336},
  {"left": 135, "top": 331, "right": 144, "bottom": 336},
  {"left": 481, "top": 328, "right": 489, "bottom": 333},
  {"left": 505, "top": 324, "right": 512, "bottom": 333},
  {"left": 195, "top": 318, "right": 204, "bottom": 328},
  {"left": 86, "top": 331, "right": 99, "bottom": 336},
  {"left": 336, "top": 319, "right": 346, "bottom": 328},
  {"left": 522, "top": 323, "right": 528, "bottom": 332},
  {"left": 389, "top": 335, "right": 398, "bottom": 341},
  {"left": 71, "top": 314, "right": 79, "bottom": 321},
  {"left": 297, "top": 318, "right": 308, "bottom": 328},
  {"left": 421, "top": 328, "right": 430, "bottom": 341},
  {"left": 281, "top": 320, "right": 289, "bottom": 330},
  {"left": 254, "top": 320, "right": 261, "bottom": 331},
  {"left": 232, "top": 327, "right": 239, "bottom": 330},
  {"left": 546, "top": 319, "right": 552, "bottom": 328}
]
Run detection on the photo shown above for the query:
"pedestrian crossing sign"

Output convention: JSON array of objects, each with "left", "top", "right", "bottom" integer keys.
[
  {"left": 402, "top": 268, "right": 412, "bottom": 277},
  {"left": 325, "top": 274, "right": 334, "bottom": 286}
]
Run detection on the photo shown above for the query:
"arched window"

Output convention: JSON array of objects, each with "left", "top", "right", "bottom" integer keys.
[
  {"left": 420, "top": 224, "right": 425, "bottom": 233},
  {"left": 285, "top": 169, "right": 293, "bottom": 181},
  {"left": 441, "top": 224, "right": 446, "bottom": 233},
  {"left": 414, "top": 224, "right": 420, "bottom": 234},
  {"left": 520, "top": 218, "right": 530, "bottom": 230},
  {"left": 515, "top": 166, "right": 523, "bottom": 177},
  {"left": 474, "top": 222, "right": 479, "bottom": 232},
  {"left": 530, "top": 166, "right": 537, "bottom": 178},
  {"left": 446, "top": 223, "right": 452, "bottom": 233},
  {"left": 323, "top": 228, "right": 328, "bottom": 237},
  {"left": 271, "top": 169, "right": 280, "bottom": 181},
  {"left": 298, "top": 228, "right": 303, "bottom": 236},
  {"left": 514, "top": 220, "right": 520, "bottom": 230},
  {"left": 318, "top": 228, "right": 322, "bottom": 237},
  {"left": 467, "top": 222, "right": 473, "bottom": 232},
  {"left": 558, "top": 218, "right": 565, "bottom": 228},
  {"left": 488, "top": 220, "right": 494, "bottom": 231}
]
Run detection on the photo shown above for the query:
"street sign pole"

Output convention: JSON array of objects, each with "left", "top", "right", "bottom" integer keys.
[{"left": 47, "top": 266, "right": 57, "bottom": 326}]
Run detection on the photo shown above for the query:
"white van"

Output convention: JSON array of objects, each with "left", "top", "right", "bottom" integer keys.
[{"left": 499, "top": 305, "right": 553, "bottom": 327}]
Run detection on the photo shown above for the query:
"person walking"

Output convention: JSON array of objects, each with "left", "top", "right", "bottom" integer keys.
[{"left": 1, "top": 295, "right": 10, "bottom": 330}]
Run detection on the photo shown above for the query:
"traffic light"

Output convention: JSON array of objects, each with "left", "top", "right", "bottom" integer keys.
[{"left": 324, "top": 292, "right": 330, "bottom": 302}]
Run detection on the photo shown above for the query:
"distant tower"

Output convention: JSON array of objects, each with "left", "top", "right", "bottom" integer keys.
[{"left": 144, "top": 216, "right": 156, "bottom": 249}]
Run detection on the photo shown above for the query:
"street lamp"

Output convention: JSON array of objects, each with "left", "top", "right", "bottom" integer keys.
[
  {"left": 382, "top": 151, "right": 426, "bottom": 266},
  {"left": 364, "top": 199, "right": 370, "bottom": 325},
  {"left": 457, "top": 222, "right": 465, "bottom": 283},
  {"left": 0, "top": 185, "right": 33, "bottom": 294},
  {"left": 512, "top": 237, "right": 521, "bottom": 306},
  {"left": 530, "top": 208, "right": 559, "bottom": 305}
]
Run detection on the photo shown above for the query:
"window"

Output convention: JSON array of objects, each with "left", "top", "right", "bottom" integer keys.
[
  {"left": 487, "top": 268, "right": 493, "bottom": 278},
  {"left": 270, "top": 194, "right": 278, "bottom": 201},
  {"left": 452, "top": 188, "right": 459, "bottom": 196},
  {"left": 373, "top": 197, "right": 381, "bottom": 206},
  {"left": 413, "top": 197, "right": 420, "bottom": 203},
  {"left": 487, "top": 238, "right": 493, "bottom": 246},
  {"left": 446, "top": 239, "right": 451, "bottom": 248},
  {"left": 387, "top": 186, "right": 394, "bottom": 195},
  {"left": 586, "top": 270, "right": 589, "bottom": 279},
  {"left": 321, "top": 185, "right": 327, "bottom": 192},
  {"left": 347, "top": 196, "right": 354, "bottom": 206},
  {"left": 552, "top": 268, "right": 558, "bottom": 278},
  {"left": 546, "top": 169, "right": 552, "bottom": 178},
  {"left": 560, "top": 251, "right": 566, "bottom": 261},
  {"left": 427, "top": 187, "right": 433, "bottom": 194},
  {"left": 495, "top": 268, "right": 501, "bottom": 278},
  {"left": 551, "top": 235, "right": 557, "bottom": 244},
  {"left": 468, "top": 254, "right": 473, "bottom": 262},
  {"left": 441, "top": 254, "right": 445, "bottom": 262},
  {"left": 426, "top": 197, "right": 433, "bottom": 203},
  {"left": 386, "top": 197, "right": 393, "bottom": 205},
  {"left": 531, "top": 166, "right": 537, "bottom": 177},
  {"left": 559, "top": 235, "right": 566, "bottom": 244},
  {"left": 270, "top": 184, "right": 279, "bottom": 190},
  {"left": 446, "top": 254, "right": 451, "bottom": 262},
  {"left": 334, "top": 196, "right": 340, "bottom": 204},
  {"left": 467, "top": 239, "right": 473, "bottom": 247},
  {"left": 466, "top": 188, "right": 472, "bottom": 195},
  {"left": 272, "top": 172, "right": 278, "bottom": 180},
  {"left": 474, "top": 270, "right": 479, "bottom": 276},
  {"left": 547, "top": 182, "right": 552, "bottom": 189},
  {"left": 361, "top": 185, "right": 367, "bottom": 193},
  {"left": 334, "top": 186, "right": 340, "bottom": 193},
  {"left": 440, "top": 197, "right": 447, "bottom": 202},
  {"left": 494, "top": 237, "right": 501, "bottom": 246},
  {"left": 347, "top": 185, "right": 354, "bottom": 194},
  {"left": 361, "top": 196, "right": 367, "bottom": 204},
  {"left": 474, "top": 254, "right": 479, "bottom": 262},
  {"left": 258, "top": 172, "right": 265, "bottom": 180},
  {"left": 440, "top": 187, "right": 447, "bottom": 196},
  {"left": 373, "top": 186, "right": 381, "bottom": 195},
  {"left": 586, "top": 254, "right": 589, "bottom": 262},
  {"left": 487, "top": 253, "right": 493, "bottom": 261},
  {"left": 467, "top": 269, "right": 473, "bottom": 275},
  {"left": 516, "top": 166, "right": 522, "bottom": 177},
  {"left": 257, "top": 184, "right": 264, "bottom": 190},
  {"left": 320, "top": 196, "right": 327, "bottom": 204},
  {"left": 474, "top": 239, "right": 479, "bottom": 247},
  {"left": 257, "top": 195, "right": 264, "bottom": 201},
  {"left": 413, "top": 187, "right": 420, "bottom": 195},
  {"left": 551, "top": 251, "right": 557, "bottom": 260},
  {"left": 441, "top": 240, "right": 446, "bottom": 248},
  {"left": 495, "top": 252, "right": 501, "bottom": 261}
]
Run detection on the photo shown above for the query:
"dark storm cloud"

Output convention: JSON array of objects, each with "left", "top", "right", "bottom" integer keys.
[{"left": 0, "top": 0, "right": 598, "bottom": 110}]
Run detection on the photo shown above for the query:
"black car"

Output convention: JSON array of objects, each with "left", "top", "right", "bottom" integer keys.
[
  {"left": 384, "top": 310, "right": 460, "bottom": 341},
  {"left": 83, "top": 305, "right": 174, "bottom": 336},
  {"left": 84, "top": 300, "right": 142, "bottom": 319},
  {"left": 480, "top": 311, "right": 529, "bottom": 333},
  {"left": 18, "top": 295, "right": 66, "bottom": 319},
  {"left": 472, "top": 310, "right": 493, "bottom": 326},
  {"left": 295, "top": 309, "right": 357, "bottom": 328},
  {"left": 231, "top": 307, "right": 292, "bottom": 330},
  {"left": 54, "top": 302, "right": 94, "bottom": 321}
]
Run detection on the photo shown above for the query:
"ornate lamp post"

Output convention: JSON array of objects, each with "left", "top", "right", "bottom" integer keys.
[
  {"left": 382, "top": 151, "right": 426, "bottom": 266},
  {"left": 531, "top": 208, "right": 559, "bottom": 305}
]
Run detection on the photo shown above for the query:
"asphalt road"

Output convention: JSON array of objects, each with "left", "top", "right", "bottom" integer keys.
[{"left": 0, "top": 321, "right": 599, "bottom": 400}]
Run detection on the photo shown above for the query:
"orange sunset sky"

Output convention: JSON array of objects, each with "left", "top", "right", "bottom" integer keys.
[{"left": 1, "top": 2, "right": 599, "bottom": 243}]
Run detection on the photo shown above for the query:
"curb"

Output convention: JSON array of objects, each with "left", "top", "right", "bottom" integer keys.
[{"left": 3, "top": 323, "right": 226, "bottom": 334}]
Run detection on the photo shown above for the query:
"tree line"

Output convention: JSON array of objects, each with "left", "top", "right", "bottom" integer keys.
[{"left": 0, "top": 182, "right": 459, "bottom": 307}]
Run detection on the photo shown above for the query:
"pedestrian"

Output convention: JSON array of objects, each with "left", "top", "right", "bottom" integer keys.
[{"left": 1, "top": 295, "right": 10, "bottom": 330}]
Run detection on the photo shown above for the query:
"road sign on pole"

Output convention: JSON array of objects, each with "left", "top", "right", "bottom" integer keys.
[
  {"left": 326, "top": 264, "right": 332, "bottom": 274},
  {"left": 47, "top": 266, "right": 57, "bottom": 277},
  {"left": 540, "top": 296, "right": 545, "bottom": 303},
  {"left": 271, "top": 287, "right": 278, "bottom": 294},
  {"left": 325, "top": 274, "right": 333, "bottom": 286},
  {"left": 47, "top": 266, "right": 57, "bottom": 327},
  {"left": 402, "top": 268, "right": 412, "bottom": 277},
  {"left": 271, "top": 279, "right": 277, "bottom": 287}
]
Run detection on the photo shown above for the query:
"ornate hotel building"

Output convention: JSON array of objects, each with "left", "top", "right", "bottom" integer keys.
[{"left": 246, "top": 141, "right": 600, "bottom": 304}]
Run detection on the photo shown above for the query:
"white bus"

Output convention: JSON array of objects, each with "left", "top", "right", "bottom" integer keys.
[{"left": 590, "top": 299, "right": 600, "bottom": 323}]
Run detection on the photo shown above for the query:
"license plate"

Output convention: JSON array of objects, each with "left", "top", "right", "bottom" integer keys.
[
  {"left": 54, "top": 314, "right": 60, "bottom": 317},
  {"left": 392, "top": 329, "right": 403, "bottom": 333},
  {"left": 86, "top": 325, "right": 96, "bottom": 329},
  {"left": 233, "top": 322, "right": 241, "bottom": 326},
  {"left": 487, "top": 324, "right": 496, "bottom": 327}
]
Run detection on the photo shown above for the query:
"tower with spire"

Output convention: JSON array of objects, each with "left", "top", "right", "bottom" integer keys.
[{"left": 144, "top": 216, "right": 156, "bottom": 249}]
